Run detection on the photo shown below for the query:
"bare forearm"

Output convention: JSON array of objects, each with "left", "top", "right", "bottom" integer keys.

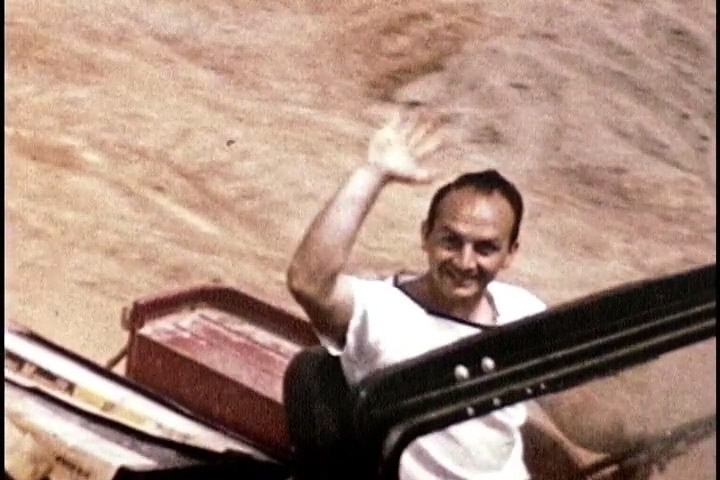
[
  {"left": 537, "top": 368, "right": 655, "bottom": 455},
  {"left": 287, "top": 165, "right": 389, "bottom": 297},
  {"left": 539, "top": 343, "right": 715, "bottom": 455},
  {"left": 286, "top": 109, "right": 443, "bottom": 342}
]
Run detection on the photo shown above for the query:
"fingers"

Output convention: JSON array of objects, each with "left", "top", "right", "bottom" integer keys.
[
  {"left": 408, "top": 116, "right": 446, "bottom": 152},
  {"left": 385, "top": 107, "right": 417, "bottom": 138},
  {"left": 410, "top": 167, "right": 441, "bottom": 184},
  {"left": 385, "top": 106, "right": 447, "bottom": 153},
  {"left": 385, "top": 104, "right": 441, "bottom": 136},
  {"left": 412, "top": 129, "right": 445, "bottom": 159},
  {"left": 372, "top": 106, "right": 447, "bottom": 185},
  {"left": 407, "top": 119, "right": 434, "bottom": 149},
  {"left": 410, "top": 111, "right": 447, "bottom": 159},
  {"left": 393, "top": 167, "right": 439, "bottom": 185}
]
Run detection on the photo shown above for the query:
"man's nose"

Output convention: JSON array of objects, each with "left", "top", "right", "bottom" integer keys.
[{"left": 456, "top": 244, "right": 476, "bottom": 270}]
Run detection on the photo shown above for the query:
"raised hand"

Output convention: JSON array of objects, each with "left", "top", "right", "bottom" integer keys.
[{"left": 367, "top": 108, "right": 446, "bottom": 184}]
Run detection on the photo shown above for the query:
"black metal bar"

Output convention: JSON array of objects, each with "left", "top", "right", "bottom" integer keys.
[
  {"left": 375, "top": 313, "right": 714, "bottom": 479},
  {"left": 368, "top": 302, "right": 714, "bottom": 424},
  {"left": 356, "top": 265, "right": 715, "bottom": 416}
]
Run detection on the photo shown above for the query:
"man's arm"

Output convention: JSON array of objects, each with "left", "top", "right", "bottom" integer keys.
[
  {"left": 536, "top": 350, "right": 710, "bottom": 457},
  {"left": 286, "top": 165, "right": 390, "bottom": 347},
  {"left": 286, "top": 109, "right": 444, "bottom": 348},
  {"left": 536, "top": 375, "right": 651, "bottom": 455}
]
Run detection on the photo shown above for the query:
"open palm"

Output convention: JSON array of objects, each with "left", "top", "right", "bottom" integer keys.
[{"left": 367, "top": 109, "right": 445, "bottom": 184}]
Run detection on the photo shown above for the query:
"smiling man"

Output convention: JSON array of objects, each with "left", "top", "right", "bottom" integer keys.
[
  {"left": 287, "top": 109, "right": 547, "bottom": 479},
  {"left": 404, "top": 170, "right": 528, "bottom": 325}
]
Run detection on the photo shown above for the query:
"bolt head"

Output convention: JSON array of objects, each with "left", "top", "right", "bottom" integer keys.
[
  {"left": 481, "top": 357, "right": 496, "bottom": 373},
  {"left": 454, "top": 364, "right": 470, "bottom": 381}
]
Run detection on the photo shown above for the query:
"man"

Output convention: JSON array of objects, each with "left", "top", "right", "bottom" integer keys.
[
  {"left": 286, "top": 109, "right": 652, "bottom": 479},
  {"left": 287, "top": 108, "right": 545, "bottom": 479}
]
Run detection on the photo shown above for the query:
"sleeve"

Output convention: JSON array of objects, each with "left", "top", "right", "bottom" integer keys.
[
  {"left": 314, "top": 276, "right": 391, "bottom": 384},
  {"left": 494, "top": 283, "right": 548, "bottom": 326},
  {"left": 311, "top": 276, "right": 370, "bottom": 355},
  {"left": 522, "top": 290, "right": 547, "bottom": 316}
]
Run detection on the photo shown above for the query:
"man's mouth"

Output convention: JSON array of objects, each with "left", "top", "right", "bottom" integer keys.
[{"left": 444, "top": 267, "right": 479, "bottom": 286}]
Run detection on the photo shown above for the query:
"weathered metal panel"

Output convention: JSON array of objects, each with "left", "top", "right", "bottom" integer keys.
[{"left": 123, "top": 285, "right": 319, "bottom": 459}]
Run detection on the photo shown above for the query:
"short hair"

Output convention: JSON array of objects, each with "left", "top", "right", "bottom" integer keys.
[{"left": 424, "top": 170, "right": 524, "bottom": 244}]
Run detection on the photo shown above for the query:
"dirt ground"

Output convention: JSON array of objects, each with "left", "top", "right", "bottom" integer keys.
[{"left": 5, "top": 0, "right": 716, "bottom": 478}]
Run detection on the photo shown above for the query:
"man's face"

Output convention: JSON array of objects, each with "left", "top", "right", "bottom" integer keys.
[{"left": 422, "top": 188, "right": 519, "bottom": 302}]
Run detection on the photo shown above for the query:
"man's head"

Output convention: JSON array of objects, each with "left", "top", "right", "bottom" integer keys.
[
  {"left": 421, "top": 170, "right": 524, "bottom": 302},
  {"left": 424, "top": 170, "right": 524, "bottom": 245}
]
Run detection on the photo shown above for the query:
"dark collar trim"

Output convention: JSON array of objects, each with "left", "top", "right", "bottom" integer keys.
[{"left": 392, "top": 275, "right": 500, "bottom": 331}]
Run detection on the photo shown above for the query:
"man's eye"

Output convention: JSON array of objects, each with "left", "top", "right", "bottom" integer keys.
[
  {"left": 441, "top": 236, "right": 462, "bottom": 248},
  {"left": 474, "top": 243, "right": 500, "bottom": 255}
]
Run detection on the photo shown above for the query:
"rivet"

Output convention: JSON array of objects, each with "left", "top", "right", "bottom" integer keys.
[
  {"left": 466, "top": 406, "right": 476, "bottom": 417},
  {"left": 454, "top": 364, "right": 470, "bottom": 381},
  {"left": 539, "top": 383, "right": 547, "bottom": 390},
  {"left": 492, "top": 397, "right": 502, "bottom": 407},
  {"left": 525, "top": 387, "right": 533, "bottom": 395},
  {"left": 481, "top": 357, "right": 496, "bottom": 373}
]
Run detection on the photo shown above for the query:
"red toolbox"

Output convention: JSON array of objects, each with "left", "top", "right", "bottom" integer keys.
[{"left": 122, "top": 285, "right": 318, "bottom": 459}]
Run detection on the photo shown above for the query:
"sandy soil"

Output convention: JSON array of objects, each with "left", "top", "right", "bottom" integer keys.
[{"left": 5, "top": 0, "right": 716, "bottom": 478}]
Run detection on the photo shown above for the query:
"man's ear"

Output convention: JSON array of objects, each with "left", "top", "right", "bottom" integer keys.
[
  {"left": 421, "top": 220, "right": 430, "bottom": 251},
  {"left": 502, "top": 240, "right": 520, "bottom": 269}
]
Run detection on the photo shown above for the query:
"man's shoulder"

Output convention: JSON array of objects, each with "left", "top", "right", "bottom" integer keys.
[
  {"left": 350, "top": 272, "right": 396, "bottom": 285},
  {"left": 346, "top": 273, "right": 401, "bottom": 297},
  {"left": 351, "top": 270, "right": 420, "bottom": 289},
  {"left": 488, "top": 279, "right": 541, "bottom": 299},
  {"left": 346, "top": 273, "right": 427, "bottom": 321},
  {"left": 488, "top": 280, "right": 547, "bottom": 321}
]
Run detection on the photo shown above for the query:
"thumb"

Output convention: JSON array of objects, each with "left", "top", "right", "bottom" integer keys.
[{"left": 408, "top": 167, "right": 440, "bottom": 184}]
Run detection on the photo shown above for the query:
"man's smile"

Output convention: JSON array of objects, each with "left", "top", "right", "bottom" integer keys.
[{"left": 442, "top": 265, "right": 481, "bottom": 287}]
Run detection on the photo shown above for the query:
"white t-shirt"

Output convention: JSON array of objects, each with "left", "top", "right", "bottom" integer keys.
[{"left": 320, "top": 275, "right": 546, "bottom": 480}]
